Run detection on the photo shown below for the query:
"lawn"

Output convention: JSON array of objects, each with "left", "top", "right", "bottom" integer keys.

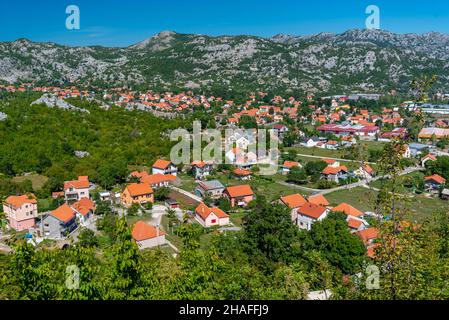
[
  {"left": 177, "top": 174, "right": 197, "bottom": 193},
  {"left": 12, "top": 174, "right": 48, "bottom": 191},
  {"left": 325, "top": 187, "right": 448, "bottom": 223},
  {"left": 287, "top": 146, "right": 344, "bottom": 158},
  {"left": 370, "top": 172, "right": 425, "bottom": 193}
]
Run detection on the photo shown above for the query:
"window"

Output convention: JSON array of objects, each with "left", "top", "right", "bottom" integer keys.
[{"left": 211, "top": 219, "right": 217, "bottom": 224}]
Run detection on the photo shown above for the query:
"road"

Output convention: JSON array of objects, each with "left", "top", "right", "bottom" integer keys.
[
  {"left": 291, "top": 152, "right": 377, "bottom": 165},
  {"left": 276, "top": 166, "right": 424, "bottom": 195}
]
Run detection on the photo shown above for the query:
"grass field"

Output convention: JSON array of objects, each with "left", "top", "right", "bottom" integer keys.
[
  {"left": 325, "top": 187, "right": 448, "bottom": 222},
  {"left": 12, "top": 174, "right": 48, "bottom": 191}
]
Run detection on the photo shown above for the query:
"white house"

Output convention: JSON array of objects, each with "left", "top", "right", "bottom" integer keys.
[
  {"left": 152, "top": 159, "right": 178, "bottom": 176},
  {"left": 64, "top": 176, "right": 90, "bottom": 203},
  {"left": 297, "top": 203, "right": 329, "bottom": 231},
  {"left": 194, "top": 203, "right": 230, "bottom": 228}
]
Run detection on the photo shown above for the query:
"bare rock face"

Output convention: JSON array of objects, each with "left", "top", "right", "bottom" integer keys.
[
  {"left": 1, "top": 29, "right": 449, "bottom": 94},
  {"left": 31, "top": 94, "right": 90, "bottom": 113},
  {"left": 0, "top": 112, "right": 7, "bottom": 121}
]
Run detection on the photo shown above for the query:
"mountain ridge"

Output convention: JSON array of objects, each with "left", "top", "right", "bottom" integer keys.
[{"left": 1, "top": 29, "right": 449, "bottom": 94}]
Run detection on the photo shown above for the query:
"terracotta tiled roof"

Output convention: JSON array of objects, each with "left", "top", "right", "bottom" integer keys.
[
  {"left": 297, "top": 203, "right": 327, "bottom": 220},
  {"left": 322, "top": 165, "right": 348, "bottom": 175},
  {"left": 280, "top": 194, "right": 307, "bottom": 209},
  {"left": 233, "top": 168, "right": 252, "bottom": 176},
  {"left": 5, "top": 194, "right": 37, "bottom": 209},
  {"left": 195, "top": 202, "right": 229, "bottom": 220},
  {"left": 357, "top": 228, "right": 379, "bottom": 245},
  {"left": 51, "top": 204, "right": 76, "bottom": 222},
  {"left": 425, "top": 174, "right": 446, "bottom": 185},
  {"left": 347, "top": 217, "right": 364, "bottom": 229},
  {"left": 125, "top": 183, "right": 154, "bottom": 197},
  {"left": 152, "top": 159, "right": 173, "bottom": 170},
  {"left": 132, "top": 221, "right": 165, "bottom": 241},
  {"left": 225, "top": 185, "right": 254, "bottom": 198},
  {"left": 283, "top": 161, "right": 300, "bottom": 168},
  {"left": 72, "top": 198, "right": 96, "bottom": 216},
  {"left": 141, "top": 174, "right": 176, "bottom": 185},
  {"left": 64, "top": 176, "right": 90, "bottom": 190},
  {"left": 332, "top": 203, "right": 364, "bottom": 217},
  {"left": 307, "top": 194, "right": 329, "bottom": 207}
]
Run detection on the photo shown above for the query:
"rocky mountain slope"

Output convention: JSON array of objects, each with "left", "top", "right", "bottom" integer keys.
[{"left": 1, "top": 29, "right": 449, "bottom": 94}]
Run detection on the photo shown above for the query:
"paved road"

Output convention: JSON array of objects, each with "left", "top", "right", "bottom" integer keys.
[
  {"left": 291, "top": 153, "right": 377, "bottom": 165},
  {"left": 276, "top": 166, "right": 424, "bottom": 195}
]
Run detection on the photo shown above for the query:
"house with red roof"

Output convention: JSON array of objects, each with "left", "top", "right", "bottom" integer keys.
[
  {"left": 194, "top": 203, "right": 230, "bottom": 228},
  {"left": 3, "top": 194, "right": 38, "bottom": 231},
  {"left": 132, "top": 221, "right": 166, "bottom": 250},
  {"left": 347, "top": 216, "right": 368, "bottom": 232},
  {"left": 421, "top": 154, "right": 437, "bottom": 167},
  {"left": 141, "top": 173, "right": 177, "bottom": 189},
  {"left": 121, "top": 183, "right": 154, "bottom": 208},
  {"left": 280, "top": 193, "right": 308, "bottom": 221},
  {"left": 355, "top": 164, "right": 375, "bottom": 179},
  {"left": 233, "top": 168, "right": 253, "bottom": 180},
  {"left": 332, "top": 203, "right": 364, "bottom": 218},
  {"left": 223, "top": 185, "right": 255, "bottom": 207},
  {"left": 281, "top": 161, "right": 302, "bottom": 175},
  {"left": 356, "top": 227, "right": 379, "bottom": 257},
  {"left": 191, "top": 161, "right": 214, "bottom": 180},
  {"left": 424, "top": 174, "right": 446, "bottom": 192},
  {"left": 71, "top": 198, "right": 96, "bottom": 224},
  {"left": 64, "top": 176, "right": 90, "bottom": 203},
  {"left": 321, "top": 166, "right": 348, "bottom": 183},
  {"left": 41, "top": 204, "right": 78, "bottom": 239},
  {"left": 152, "top": 159, "right": 178, "bottom": 176},
  {"left": 297, "top": 203, "right": 329, "bottom": 231},
  {"left": 307, "top": 194, "right": 330, "bottom": 207}
]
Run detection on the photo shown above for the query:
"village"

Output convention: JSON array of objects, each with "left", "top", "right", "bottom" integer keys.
[{"left": 1, "top": 83, "right": 449, "bottom": 265}]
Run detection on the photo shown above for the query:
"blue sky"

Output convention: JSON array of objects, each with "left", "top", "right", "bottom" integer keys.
[{"left": 1, "top": 0, "right": 449, "bottom": 47}]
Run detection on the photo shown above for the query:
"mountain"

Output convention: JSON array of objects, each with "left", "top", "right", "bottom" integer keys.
[{"left": 1, "top": 29, "right": 449, "bottom": 95}]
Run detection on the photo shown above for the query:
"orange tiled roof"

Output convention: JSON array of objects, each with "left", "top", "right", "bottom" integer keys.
[
  {"left": 72, "top": 198, "right": 96, "bottom": 216},
  {"left": 307, "top": 194, "right": 329, "bottom": 207},
  {"left": 280, "top": 194, "right": 307, "bottom": 209},
  {"left": 322, "top": 166, "right": 348, "bottom": 175},
  {"left": 141, "top": 174, "right": 176, "bottom": 185},
  {"left": 225, "top": 185, "right": 254, "bottom": 198},
  {"left": 298, "top": 203, "right": 327, "bottom": 220},
  {"left": 195, "top": 202, "right": 229, "bottom": 220},
  {"left": 125, "top": 183, "right": 154, "bottom": 197},
  {"left": 357, "top": 228, "right": 379, "bottom": 245},
  {"left": 51, "top": 204, "right": 76, "bottom": 222},
  {"left": 64, "top": 176, "right": 90, "bottom": 190},
  {"left": 348, "top": 217, "right": 364, "bottom": 229},
  {"left": 332, "top": 203, "right": 364, "bottom": 217},
  {"left": 233, "top": 168, "right": 252, "bottom": 176},
  {"left": 152, "top": 159, "right": 172, "bottom": 170},
  {"left": 425, "top": 174, "right": 446, "bottom": 185},
  {"left": 283, "top": 161, "right": 300, "bottom": 168},
  {"left": 132, "top": 221, "right": 165, "bottom": 241},
  {"left": 5, "top": 194, "right": 37, "bottom": 209}
]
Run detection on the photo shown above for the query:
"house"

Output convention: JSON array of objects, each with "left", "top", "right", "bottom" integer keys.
[
  {"left": 64, "top": 176, "right": 90, "bottom": 202},
  {"left": 307, "top": 194, "right": 330, "bottom": 207},
  {"left": 233, "top": 168, "right": 253, "bottom": 180},
  {"left": 424, "top": 174, "right": 446, "bottom": 192},
  {"left": 280, "top": 193, "right": 308, "bottom": 222},
  {"left": 223, "top": 185, "right": 255, "bottom": 207},
  {"left": 347, "top": 216, "right": 368, "bottom": 232},
  {"left": 401, "top": 144, "right": 412, "bottom": 159},
  {"left": 441, "top": 188, "right": 449, "bottom": 200},
  {"left": 324, "top": 140, "right": 339, "bottom": 150},
  {"left": 332, "top": 203, "right": 364, "bottom": 218},
  {"left": 322, "top": 159, "right": 340, "bottom": 168},
  {"left": 301, "top": 137, "right": 320, "bottom": 148},
  {"left": 152, "top": 159, "right": 178, "bottom": 176},
  {"left": 297, "top": 203, "right": 329, "bottom": 231},
  {"left": 408, "top": 143, "right": 430, "bottom": 157},
  {"left": 132, "top": 221, "right": 166, "bottom": 250},
  {"left": 3, "top": 194, "right": 38, "bottom": 231},
  {"left": 195, "top": 180, "right": 225, "bottom": 199},
  {"left": 321, "top": 166, "right": 348, "bottom": 183},
  {"left": 191, "top": 161, "right": 214, "bottom": 180},
  {"left": 71, "top": 197, "right": 96, "bottom": 225},
  {"left": 273, "top": 124, "right": 289, "bottom": 139},
  {"left": 194, "top": 202, "right": 230, "bottom": 227},
  {"left": 121, "top": 183, "right": 154, "bottom": 207},
  {"left": 356, "top": 228, "right": 379, "bottom": 257},
  {"left": 42, "top": 204, "right": 78, "bottom": 239},
  {"left": 355, "top": 164, "right": 375, "bottom": 179},
  {"left": 281, "top": 161, "right": 302, "bottom": 175},
  {"left": 141, "top": 173, "right": 177, "bottom": 188},
  {"left": 421, "top": 154, "right": 437, "bottom": 167}
]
